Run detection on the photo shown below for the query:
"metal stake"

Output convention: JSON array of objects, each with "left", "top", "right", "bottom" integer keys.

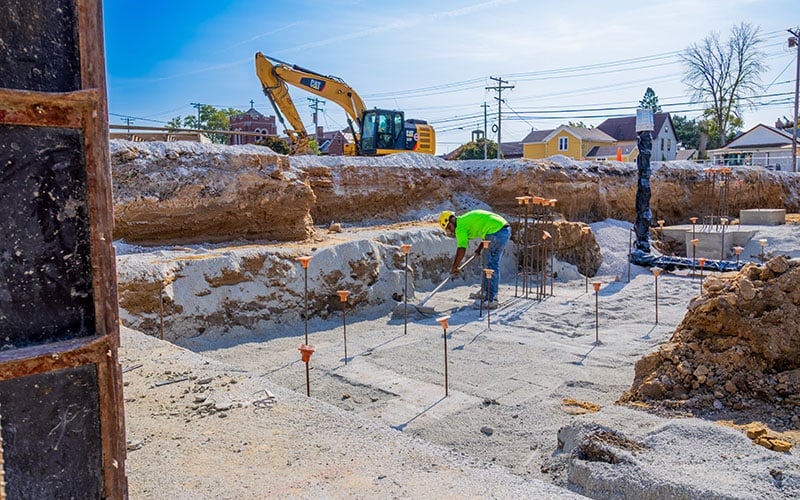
[
  {"left": 581, "top": 226, "right": 590, "bottom": 293},
  {"left": 515, "top": 197, "right": 525, "bottom": 297},
  {"left": 627, "top": 227, "right": 633, "bottom": 283},
  {"left": 297, "top": 256, "right": 313, "bottom": 344},
  {"left": 484, "top": 269, "right": 494, "bottom": 329},
  {"left": 480, "top": 240, "right": 490, "bottom": 318},
  {"left": 337, "top": 290, "right": 350, "bottom": 364},
  {"left": 401, "top": 244, "right": 411, "bottom": 335},
  {"left": 698, "top": 258, "right": 706, "bottom": 294},
  {"left": 437, "top": 316, "right": 451, "bottom": 397},
  {"left": 593, "top": 282, "right": 601, "bottom": 344},
  {"left": 652, "top": 268, "right": 661, "bottom": 324}
]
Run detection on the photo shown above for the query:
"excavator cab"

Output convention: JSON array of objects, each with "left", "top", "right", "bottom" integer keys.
[
  {"left": 359, "top": 109, "right": 435, "bottom": 155},
  {"left": 359, "top": 109, "right": 404, "bottom": 154}
]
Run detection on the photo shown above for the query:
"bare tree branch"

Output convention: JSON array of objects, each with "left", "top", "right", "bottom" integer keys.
[{"left": 680, "top": 23, "right": 766, "bottom": 146}]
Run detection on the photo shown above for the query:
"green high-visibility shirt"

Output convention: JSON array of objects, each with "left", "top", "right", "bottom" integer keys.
[{"left": 455, "top": 210, "right": 508, "bottom": 248}]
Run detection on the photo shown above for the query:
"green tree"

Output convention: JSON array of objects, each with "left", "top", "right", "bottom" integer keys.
[
  {"left": 639, "top": 87, "right": 662, "bottom": 112},
  {"left": 701, "top": 107, "right": 743, "bottom": 148},
  {"left": 451, "top": 138, "right": 498, "bottom": 160},
  {"left": 256, "top": 136, "right": 291, "bottom": 154},
  {"left": 568, "top": 121, "right": 588, "bottom": 128},
  {"left": 672, "top": 115, "right": 701, "bottom": 149},
  {"left": 170, "top": 104, "right": 244, "bottom": 144},
  {"left": 681, "top": 22, "right": 766, "bottom": 146},
  {"left": 165, "top": 116, "right": 183, "bottom": 130}
]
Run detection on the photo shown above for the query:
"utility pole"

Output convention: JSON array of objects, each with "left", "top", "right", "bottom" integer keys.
[
  {"left": 481, "top": 102, "right": 489, "bottom": 159},
  {"left": 486, "top": 77, "right": 514, "bottom": 159},
  {"left": 122, "top": 116, "right": 135, "bottom": 140},
  {"left": 789, "top": 27, "right": 800, "bottom": 173},
  {"left": 190, "top": 102, "right": 203, "bottom": 129},
  {"left": 308, "top": 97, "right": 325, "bottom": 154}
]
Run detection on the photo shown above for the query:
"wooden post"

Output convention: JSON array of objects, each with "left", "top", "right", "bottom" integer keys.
[{"left": 0, "top": 2, "right": 127, "bottom": 496}]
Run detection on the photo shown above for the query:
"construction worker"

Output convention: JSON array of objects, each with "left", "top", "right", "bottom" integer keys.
[{"left": 439, "top": 209, "right": 511, "bottom": 308}]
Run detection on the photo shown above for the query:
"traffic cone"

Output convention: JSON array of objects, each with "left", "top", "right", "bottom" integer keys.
[{"left": 616, "top": 147, "right": 622, "bottom": 161}]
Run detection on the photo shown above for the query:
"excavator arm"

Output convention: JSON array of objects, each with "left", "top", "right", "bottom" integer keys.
[
  {"left": 255, "top": 52, "right": 367, "bottom": 153},
  {"left": 255, "top": 52, "right": 313, "bottom": 154}
]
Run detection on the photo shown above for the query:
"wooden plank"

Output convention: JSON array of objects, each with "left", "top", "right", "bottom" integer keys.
[
  {"left": 0, "top": 336, "right": 107, "bottom": 380},
  {"left": 0, "top": 87, "right": 95, "bottom": 128},
  {"left": 77, "top": 1, "right": 129, "bottom": 494}
]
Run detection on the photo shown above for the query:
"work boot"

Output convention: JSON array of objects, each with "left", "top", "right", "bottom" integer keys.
[
  {"left": 487, "top": 299, "right": 500, "bottom": 309},
  {"left": 468, "top": 290, "right": 484, "bottom": 300}
]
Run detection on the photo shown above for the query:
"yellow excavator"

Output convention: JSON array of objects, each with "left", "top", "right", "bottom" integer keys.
[{"left": 255, "top": 52, "right": 435, "bottom": 156}]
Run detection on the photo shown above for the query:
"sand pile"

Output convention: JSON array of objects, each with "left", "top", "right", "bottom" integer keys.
[{"left": 620, "top": 256, "right": 800, "bottom": 429}]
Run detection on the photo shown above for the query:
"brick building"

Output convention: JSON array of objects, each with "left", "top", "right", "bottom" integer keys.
[
  {"left": 229, "top": 105, "right": 277, "bottom": 145},
  {"left": 316, "top": 126, "right": 354, "bottom": 156}
]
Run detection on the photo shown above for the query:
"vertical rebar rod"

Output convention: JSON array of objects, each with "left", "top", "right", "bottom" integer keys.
[
  {"left": 522, "top": 200, "right": 528, "bottom": 298},
  {"left": 653, "top": 269, "right": 661, "bottom": 324},
  {"left": 342, "top": 301, "right": 348, "bottom": 365},
  {"left": 304, "top": 266, "right": 309, "bottom": 344},
  {"left": 485, "top": 269, "right": 493, "bottom": 330},
  {"left": 655, "top": 275, "right": 659, "bottom": 324},
  {"left": 515, "top": 197, "right": 524, "bottom": 297},
  {"left": 698, "top": 259, "right": 706, "bottom": 294},
  {"left": 437, "top": 316, "right": 450, "bottom": 397},
  {"left": 480, "top": 241, "right": 488, "bottom": 318},
  {"left": 627, "top": 228, "right": 632, "bottom": 283},
  {"left": 443, "top": 326, "right": 449, "bottom": 396},
  {"left": 159, "top": 281, "right": 164, "bottom": 340},
  {"left": 594, "top": 284, "right": 600, "bottom": 344},
  {"left": 404, "top": 251, "right": 409, "bottom": 335},
  {"left": 720, "top": 219, "right": 727, "bottom": 261},
  {"left": 549, "top": 215, "right": 555, "bottom": 297},
  {"left": 305, "top": 363, "right": 310, "bottom": 397}
]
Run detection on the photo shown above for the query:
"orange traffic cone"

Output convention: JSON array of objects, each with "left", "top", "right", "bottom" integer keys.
[{"left": 616, "top": 147, "right": 622, "bottom": 161}]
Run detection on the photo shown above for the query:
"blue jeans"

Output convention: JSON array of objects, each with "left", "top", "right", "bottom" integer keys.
[{"left": 481, "top": 225, "right": 511, "bottom": 302}]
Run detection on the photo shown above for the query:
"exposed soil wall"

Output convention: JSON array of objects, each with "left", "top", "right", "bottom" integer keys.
[{"left": 110, "top": 141, "right": 800, "bottom": 246}]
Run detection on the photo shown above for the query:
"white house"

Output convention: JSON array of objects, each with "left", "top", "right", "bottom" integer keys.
[{"left": 708, "top": 124, "right": 797, "bottom": 170}]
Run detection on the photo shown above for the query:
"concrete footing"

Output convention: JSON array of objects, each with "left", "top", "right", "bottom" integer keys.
[
  {"left": 739, "top": 209, "right": 785, "bottom": 226},
  {"left": 660, "top": 225, "right": 756, "bottom": 260}
]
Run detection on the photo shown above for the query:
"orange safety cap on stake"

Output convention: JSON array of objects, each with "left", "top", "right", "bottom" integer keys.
[
  {"left": 298, "top": 344, "right": 315, "bottom": 362},
  {"left": 297, "top": 256, "right": 312, "bottom": 268},
  {"left": 482, "top": 240, "right": 490, "bottom": 249},
  {"left": 691, "top": 239, "right": 699, "bottom": 246},
  {"left": 592, "top": 282, "right": 601, "bottom": 292},
  {"left": 483, "top": 268, "right": 494, "bottom": 279},
  {"left": 336, "top": 290, "right": 350, "bottom": 302},
  {"left": 436, "top": 315, "right": 450, "bottom": 329},
  {"left": 652, "top": 268, "right": 662, "bottom": 277},
  {"left": 401, "top": 244, "right": 411, "bottom": 254},
  {"left": 698, "top": 258, "right": 706, "bottom": 266},
  {"left": 689, "top": 217, "right": 698, "bottom": 224}
]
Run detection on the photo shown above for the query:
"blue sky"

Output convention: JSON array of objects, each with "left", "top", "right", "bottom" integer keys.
[{"left": 104, "top": 0, "right": 797, "bottom": 154}]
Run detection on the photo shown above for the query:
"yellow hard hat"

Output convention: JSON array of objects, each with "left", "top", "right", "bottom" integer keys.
[{"left": 439, "top": 211, "right": 455, "bottom": 231}]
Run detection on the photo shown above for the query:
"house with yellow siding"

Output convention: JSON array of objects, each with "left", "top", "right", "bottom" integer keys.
[{"left": 521, "top": 125, "right": 617, "bottom": 161}]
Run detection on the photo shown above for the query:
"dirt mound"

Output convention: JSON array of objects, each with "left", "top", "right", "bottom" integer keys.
[
  {"left": 110, "top": 141, "right": 314, "bottom": 244},
  {"left": 619, "top": 256, "right": 800, "bottom": 429}
]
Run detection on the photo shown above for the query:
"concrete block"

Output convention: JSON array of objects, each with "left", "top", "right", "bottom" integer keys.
[
  {"left": 685, "top": 230, "right": 734, "bottom": 260},
  {"left": 739, "top": 209, "right": 785, "bottom": 226}
]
